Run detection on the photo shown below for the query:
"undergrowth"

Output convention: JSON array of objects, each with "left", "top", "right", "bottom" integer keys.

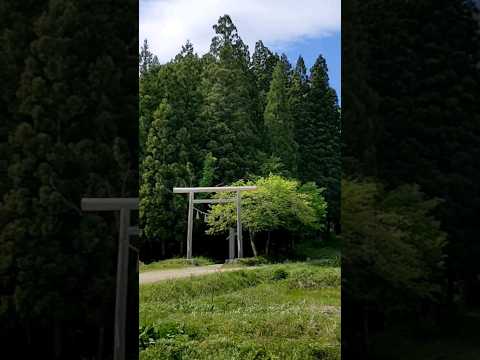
[{"left": 140, "top": 262, "right": 340, "bottom": 359}]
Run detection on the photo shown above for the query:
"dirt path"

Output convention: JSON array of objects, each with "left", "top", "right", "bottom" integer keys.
[{"left": 140, "top": 264, "right": 257, "bottom": 284}]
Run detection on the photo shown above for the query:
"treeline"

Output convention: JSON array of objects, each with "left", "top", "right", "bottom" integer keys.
[
  {"left": 0, "top": 0, "right": 138, "bottom": 359},
  {"left": 342, "top": 0, "right": 480, "bottom": 357},
  {"left": 139, "top": 15, "right": 340, "bottom": 261}
]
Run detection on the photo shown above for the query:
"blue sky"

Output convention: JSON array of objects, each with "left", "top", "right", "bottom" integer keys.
[
  {"left": 272, "top": 32, "right": 341, "bottom": 103},
  {"left": 140, "top": 0, "right": 341, "bottom": 100}
]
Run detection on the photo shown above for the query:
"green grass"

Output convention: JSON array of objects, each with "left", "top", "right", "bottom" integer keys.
[
  {"left": 139, "top": 262, "right": 340, "bottom": 359},
  {"left": 140, "top": 257, "right": 215, "bottom": 272},
  {"left": 221, "top": 256, "right": 270, "bottom": 268}
]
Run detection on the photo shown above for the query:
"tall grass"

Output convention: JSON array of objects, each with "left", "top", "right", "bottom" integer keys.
[
  {"left": 140, "top": 262, "right": 340, "bottom": 359},
  {"left": 140, "top": 257, "right": 215, "bottom": 272}
]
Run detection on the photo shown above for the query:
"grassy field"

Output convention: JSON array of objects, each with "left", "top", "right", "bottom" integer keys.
[
  {"left": 140, "top": 257, "right": 215, "bottom": 272},
  {"left": 139, "top": 259, "right": 340, "bottom": 359}
]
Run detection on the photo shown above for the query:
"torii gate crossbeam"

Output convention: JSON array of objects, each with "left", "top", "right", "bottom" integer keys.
[{"left": 173, "top": 186, "right": 257, "bottom": 260}]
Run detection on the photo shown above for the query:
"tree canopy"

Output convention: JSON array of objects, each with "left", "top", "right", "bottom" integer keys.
[
  {"left": 205, "top": 175, "right": 327, "bottom": 256},
  {"left": 206, "top": 175, "right": 326, "bottom": 236}
]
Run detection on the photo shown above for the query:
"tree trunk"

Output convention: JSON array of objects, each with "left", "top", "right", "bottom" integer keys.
[
  {"left": 161, "top": 239, "right": 166, "bottom": 258},
  {"left": 324, "top": 219, "right": 331, "bottom": 240},
  {"left": 26, "top": 320, "right": 32, "bottom": 347},
  {"left": 334, "top": 221, "right": 341, "bottom": 234},
  {"left": 446, "top": 266, "right": 454, "bottom": 310},
  {"left": 97, "top": 325, "right": 104, "bottom": 360},
  {"left": 265, "top": 231, "right": 271, "bottom": 256},
  {"left": 53, "top": 318, "right": 62, "bottom": 359},
  {"left": 249, "top": 231, "right": 258, "bottom": 257},
  {"left": 362, "top": 305, "right": 370, "bottom": 358}
]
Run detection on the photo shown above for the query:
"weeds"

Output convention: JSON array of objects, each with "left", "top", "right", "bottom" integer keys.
[{"left": 140, "top": 262, "right": 340, "bottom": 359}]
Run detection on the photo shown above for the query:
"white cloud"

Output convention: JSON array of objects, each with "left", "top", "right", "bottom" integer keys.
[{"left": 140, "top": 0, "right": 340, "bottom": 62}]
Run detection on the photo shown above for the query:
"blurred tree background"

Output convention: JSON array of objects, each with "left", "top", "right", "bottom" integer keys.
[
  {"left": 342, "top": 0, "right": 480, "bottom": 358},
  {"left": 0, "top": 0, "right": 138, "bottom": 358}
]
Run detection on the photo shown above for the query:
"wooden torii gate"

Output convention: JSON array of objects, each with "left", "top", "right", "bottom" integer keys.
[
  {"left": 173, "top": 186, "right": 257, "bottom": 260},
  {"left": 81, "top": 198, "right": 139, "bottom": 360}
]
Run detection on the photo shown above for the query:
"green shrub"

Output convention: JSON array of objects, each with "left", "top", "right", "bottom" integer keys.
[
  {"left": 271, "top": 268, "right": 289, "bottom": 281},
  {"left": 139, "top": 322, "right": 205, "bottom": 351},
  {"left": 310, "top": 345, "right": 341, "bottom": 360},
  {"left": 139, "top": 325, "right": 160, "bottom": 350}
]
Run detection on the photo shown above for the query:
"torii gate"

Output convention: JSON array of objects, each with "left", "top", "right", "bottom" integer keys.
[
  {"left": 81, "top": 198, "right": 139, "bottom": 360},
  {"left": 173, "top": 186, "right": 257, "bottom": 260}
]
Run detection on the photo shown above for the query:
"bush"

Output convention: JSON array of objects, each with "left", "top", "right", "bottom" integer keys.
[
  {"left": 310, "top": 345, "right": 341, "bottom": 360},
  {"left": 139, "top": 325, "right": 160, "bottom": 350},
  {"left": 272, "top": 268, "right": 289, "bottom": 281},
  {"left": 139, "top": 322, "right": 204, "bottom": 350}
]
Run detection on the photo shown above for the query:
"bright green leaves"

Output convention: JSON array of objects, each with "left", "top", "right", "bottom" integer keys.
[{"left": 206, "top": 175, "right": 327, "bottom": 236}]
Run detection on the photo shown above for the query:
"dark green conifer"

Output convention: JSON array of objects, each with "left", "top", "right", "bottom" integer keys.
[{"left": 264, "top": 61, "right": 298, "bottom": 176}]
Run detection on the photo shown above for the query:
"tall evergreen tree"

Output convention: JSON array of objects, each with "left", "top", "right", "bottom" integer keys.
[
  {"left": 140, "top": 41, "right": 204, "bottom": 257},
  {"left": 264, "top": 61, "right": 298, "bottom": 176},
  {"left": 210, "top": 15, "right": 250, "bottom": 64},
  {"left": 299, "top": 55, "right": 341, "bottom": 231},
  {"left": 251, "top": 40, "right": 278, "bottom": 109},
  {"left": 251, "top": 40, "right": 278, "bottom": 154},
  {"left": 139, "top": 39, "right": 159, "bottom": 76},
  {"left": 140, "top": 100, "right": 193, "bottom": 258},
  {"left": 289, "top": 56, "right": 310, "bottom": 166},
  {"left": 294, "top": 56, "right": 308, "bottom": 83},
  {"left": 279, "top": 53, "right": 292, "bottom": 73},
  {"left": 341, "top": 0, "right": 379, "bottom": 177},
  {"left": 201, "top": 15, "right": 259, "bottom": 182},
  {"left": 0, "top": 0, "right": 49, "bottom": 348}
]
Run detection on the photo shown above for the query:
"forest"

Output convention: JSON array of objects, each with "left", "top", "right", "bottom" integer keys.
[
  {"left": 0, "top": 0, "right": 138, "bottom": 359},
  {"left": 139, "top": 15, "right": 341, "bottom": 262},
  {"left": 342, "top": 0, "right": 480, "bottom": 358}
]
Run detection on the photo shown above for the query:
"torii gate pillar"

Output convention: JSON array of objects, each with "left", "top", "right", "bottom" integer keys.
[
  {"left": 173, "top": 186, "right": 257, "bottom": 260},
  {"left": 81, "top": 198, "right": 139, "bottom": 360}
]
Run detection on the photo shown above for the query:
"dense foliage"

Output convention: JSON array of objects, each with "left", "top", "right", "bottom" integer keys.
[
  {"left": 342, "top": 0, "right": 480, "bottom": 357},
  {"left": 342, "top": 179, "right": 446, "bottom": 307},
  {"left": 139, "top": 15, "right": 340, "bottom": 261},
  {"left": 0, "top": 0, "right": 138, "bottom": 358},
  {"left": 205, "top": 175, "right": 327, "bottom": 256}
]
